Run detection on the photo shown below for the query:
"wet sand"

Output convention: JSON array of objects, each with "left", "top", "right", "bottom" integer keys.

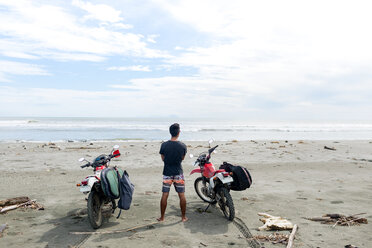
[{"left": 0, "top": 140, "right": 371, "bottom": 247}]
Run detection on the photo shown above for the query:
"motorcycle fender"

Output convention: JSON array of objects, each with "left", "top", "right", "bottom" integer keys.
[
  {"left": 216, "top": 173, "right": 234, "bottom": 184},
  {"left": 209, "top": 177, "right": 215, "bottom": 189},
  {"left": 79, "top": 176, "right": 98, "bottom": 193},
  {"left": 190, "top": 167, "right": 201, "bottom": 175}
]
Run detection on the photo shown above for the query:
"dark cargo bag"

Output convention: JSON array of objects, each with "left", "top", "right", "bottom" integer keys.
[
  {"left": 220, "top": 162, "right": 252, "bottom": 191},
  {"left": 115, "top": 169, "right": 134, "bottom": 218},
  {"left": 117, "top": 170, "right": 134, "bottom": 210},
  {"left": 101, "top": 167, "right": 124, "bottom": 199}
]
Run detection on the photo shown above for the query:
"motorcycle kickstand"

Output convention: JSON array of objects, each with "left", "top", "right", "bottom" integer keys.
[{"left": 204, "top": 203, "right": 211, "bottom": 212}]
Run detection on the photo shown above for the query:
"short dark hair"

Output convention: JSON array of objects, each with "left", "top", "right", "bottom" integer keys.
[{"left": 169, "top": 123, "right": 180, "bottom": 137}]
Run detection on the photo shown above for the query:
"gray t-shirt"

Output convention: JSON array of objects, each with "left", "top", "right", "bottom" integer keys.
[{"left": 159, "top": 140, "right": 187, "bottom": 176}]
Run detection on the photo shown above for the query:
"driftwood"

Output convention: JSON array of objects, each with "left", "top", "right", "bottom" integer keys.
[
  {"left": 0, "top": 199, "right": 35, "bottom": 213},
  {"left": 258, "top": 213, "right": 294, "bottom": 231},
  {"left": 305, "top": 213, "right": 367, "bottom": 226},
  {"left": 0, "top": 199, "right": 43, "bottom": 213},
  {"left": 286, "top": 224, "right": 298, "bottom": 248},
  {"left": 324, "top": 146, "right": 336, "bottom": 151},
  {"left": 252, "top": 232, "right": 289, "bottom": 244},
  {"left": 66, "top": 147, "right": 102, "bottom": 150},
  {"left": 70, "top": 221, "right": 159, "bottom": 235},
  {"left": 0, "top": 196, "right": 30, "bottom": 207}
]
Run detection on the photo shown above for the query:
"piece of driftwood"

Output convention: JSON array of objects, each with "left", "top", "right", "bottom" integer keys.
[
  {"left": 258, "top": 213, "right": 294, "bottom": 231},
  {"left": 324, "top": 146, "right": 336, "bottom": 151},
  {"left": 305, "top": 213, "right": 367, "bottom": 226},
  {"left": 66, "top": 147, "right": 102, "bottom": 150},
  {"left": 70, "top": 221, "right": 159, "bottom": 235},
  {"left": 252, "top": 232, "right": 289, "bottom": 244},
  {"left": 286, "top": 224, "right": 298, "bottom": 248},
  {"left": 0, "top": 196, "right": 30, "bottom": 207},
  {"left": 0, "top": 199, "right": 39, "bottom": 213}
]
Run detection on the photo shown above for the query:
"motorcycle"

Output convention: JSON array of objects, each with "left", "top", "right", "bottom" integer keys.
[
  {"left": 190, "top": 140, "right": 235, "bottom": 221},
  {"left": 77, "top": 145, "right": 121, "bottom": 229}
]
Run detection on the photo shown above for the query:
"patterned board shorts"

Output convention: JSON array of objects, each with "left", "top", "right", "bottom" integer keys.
[{"left": 162, "top": 174, "right": 185, "bottom": 193}]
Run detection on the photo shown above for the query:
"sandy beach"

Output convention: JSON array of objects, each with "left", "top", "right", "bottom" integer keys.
[{"left": 0, "top": 140, "right": 371, "bottom": 247}]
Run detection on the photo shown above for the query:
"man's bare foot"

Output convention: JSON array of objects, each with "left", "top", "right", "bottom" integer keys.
[
  {"left": 182, "top": 217, "right": 188, "bottom": 222},
  {"left": 157, "top": 217, "right": 165, "bottom": 222}
]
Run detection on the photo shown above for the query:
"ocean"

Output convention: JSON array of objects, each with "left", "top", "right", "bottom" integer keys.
[{"left": 1, "top": 117, "right": 372, "bottom": 142}]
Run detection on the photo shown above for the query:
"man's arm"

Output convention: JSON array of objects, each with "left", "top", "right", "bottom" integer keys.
[
  {"left": 182, "top": 143, "right": 187, "bottom": 160},
  {"left": 161, "top": 154, "right": 165, "bottom": 161}
]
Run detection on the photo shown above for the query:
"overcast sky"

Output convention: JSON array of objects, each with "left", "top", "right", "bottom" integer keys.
[{"left": 0, "top": 0, "right": 371, "bottom": 120}]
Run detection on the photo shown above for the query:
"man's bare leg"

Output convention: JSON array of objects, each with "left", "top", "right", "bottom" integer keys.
[
  {"left": 157, "top": 192, "right": 169, "bottom": 221},
  {"left": 178, "top": 192, "right": 188, "bottom": 222}
]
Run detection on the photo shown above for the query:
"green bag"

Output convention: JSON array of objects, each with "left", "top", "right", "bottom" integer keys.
[{"left": 101, "top": 167, "right": 123, "bottom": 199}]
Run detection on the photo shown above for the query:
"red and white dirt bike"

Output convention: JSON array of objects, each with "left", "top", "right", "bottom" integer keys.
[
  {"left": 190, "top": 140, "right": 235, "bottom": 221},
  {"left": 77, "top": 145, "right": 121, "bottom": 229}
]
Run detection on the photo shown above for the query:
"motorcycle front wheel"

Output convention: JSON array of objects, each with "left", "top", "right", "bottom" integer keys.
[
  {"left": 194, "top": 177, "right": 216, "bottom": 204},
  {"left": 87, "top": 190, "right": 103, "bottom": 229},
  {"left": 217, "top": 187, "right": 235, "bottom": 221}
]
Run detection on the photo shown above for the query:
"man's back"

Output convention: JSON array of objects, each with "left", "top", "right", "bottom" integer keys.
[{"left": 160, "top": 140, "right": 187, "bottom": 176}]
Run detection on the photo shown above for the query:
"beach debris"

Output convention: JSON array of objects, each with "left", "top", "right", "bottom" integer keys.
[
  {"left": 144, "top": 191, "right": 158, "bottom": 195},
  {"left": 0, "top": 197, "right": 44, "bottom": 214},
  {"left": 0, "top": 196, "right": 30, "bottom": 207},
  {"left": 70, "top": 221, "right": 160, "bottom": 235},
  {"left": 258, "top": 213, "right": 294, "bottom": 231},
  {"left": 324, "top": 146, "right": 336, "bottom": 151},
  {"left": 345, "top": 245, "right": 359, "bottom": 248},
  {"left": 298, "top": 141, "right": 305, "bottom": 144},
  {"left": 286, "top": 224, "right": 298, "bottom": 248},
  {"left": 200, "top": 242, "right": 208, "bottom": 247},
  {"left": 66, "top": 146, "right": 102, "bottom": 150},
  {"left": 271, "top": 141, "right": 280, "bottom": 144},
  {"left": 305, "top": 213, "right": 368, "bottom": 226},
  {"left": 351, "top": 158, "right": 372, "bottom": 162},
  {"left": 251, "top": 232, "right": 289, "bottom": 244},
  {"left": 0, "top": 224, "right": 7, "bottom": 237}
]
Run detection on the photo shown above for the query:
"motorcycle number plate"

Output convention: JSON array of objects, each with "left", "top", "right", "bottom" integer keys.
[
  {"left": 79, "top": 186, "right": 91, "bottom": 193},
  {"left": 220, "top": 176, "right": 233, "bottom": 184}
]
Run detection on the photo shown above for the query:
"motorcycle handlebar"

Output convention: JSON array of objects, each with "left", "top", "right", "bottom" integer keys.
[
  {"left": 208, "top": 145, "right": 219, "bottom": 154},
  {"left": 80, "top": 152, "right": 121, "bottom": 169},
  {"left": 80, "top": 163, "right": 90, "bottom": 168}
]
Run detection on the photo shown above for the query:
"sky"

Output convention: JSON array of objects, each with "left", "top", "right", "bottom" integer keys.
[{"left": 0, "top": 0, "right": 371, "bottom": 120}]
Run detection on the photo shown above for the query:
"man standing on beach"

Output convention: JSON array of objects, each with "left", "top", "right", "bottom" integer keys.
[{"left": 158, "top": 123, "right": 188, "bottom": 222}]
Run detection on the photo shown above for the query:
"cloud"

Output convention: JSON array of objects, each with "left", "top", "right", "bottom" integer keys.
[
  {"left": 72, "top": 0, "right": 123, "bottom": 23},
  {"left": 146, "top": 34, "right": 159, "bottom": 43},
  {"left": 0, "top": 0, "right": 167, "bottom": 62},
  {"left": 0, "top": 60, "right": 49, "bottom": 82},
  {"left": 107, "top": 65, "right": 151, "bottom": 72},
  {"left": 148, "top": 0, "right": 372, "bottom": 117}
]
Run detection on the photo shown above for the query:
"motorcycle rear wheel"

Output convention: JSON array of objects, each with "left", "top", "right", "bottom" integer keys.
[
  {"left": 87, "top": 190, "right": 103, "bottom": 229},
  {"left": 217, "top": 187, "right": 235, "bottom": 221},
  {"left": 194, "top": 177, "right": 216, "bottom": 204}
]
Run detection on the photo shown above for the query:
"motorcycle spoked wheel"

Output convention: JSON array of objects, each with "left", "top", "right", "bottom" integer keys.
[
  {"left": 87, "top": 190, "right": 103, "bottom": 229},
  {"left": 194, "top": 177, "right": 217, "bottom": 204},
  {"left": 217, "top": 187, "right": 235, "bottom": 221}
]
